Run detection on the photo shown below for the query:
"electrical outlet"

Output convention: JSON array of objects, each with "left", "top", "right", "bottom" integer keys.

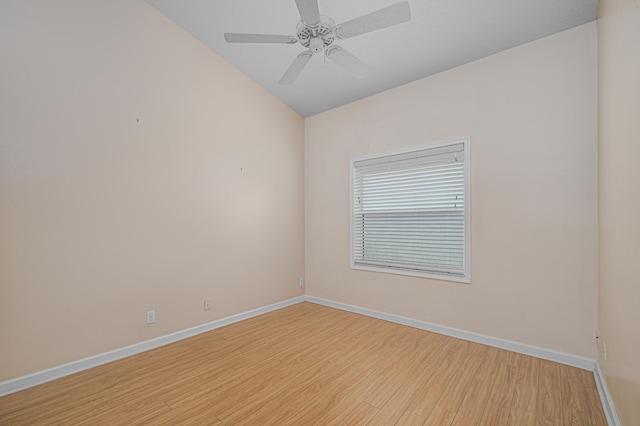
[
  {"left": 204, "top": 298, "right": 212, "bottom": 311},
  {"left": 299, "top": 278, "right": 305, "bottom": 287},
  {"left": 602, "top": 341, "right": 607, "bottom": 362},
  {"left": 146, "top": 310, "right": 155, "bottom": 324}
]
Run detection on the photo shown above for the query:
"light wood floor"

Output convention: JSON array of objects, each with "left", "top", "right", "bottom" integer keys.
[{"left": 0, "top": 302, "right": 606, "bottom": 425}]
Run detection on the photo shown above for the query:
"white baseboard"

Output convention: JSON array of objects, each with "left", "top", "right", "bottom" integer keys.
[
  {"left": 593, "top": 362, "right": 622, "bottom": 426},
  {"left": 304, "top": 296, "right": 596, "bottom": 371},
  {"left": 0, "top": 296, "right": 305, "bottom": 398}
]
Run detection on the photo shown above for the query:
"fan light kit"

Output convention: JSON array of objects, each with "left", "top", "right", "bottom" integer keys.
[{"left": 224, "top": 0, "right": 411, "bottom": 85}]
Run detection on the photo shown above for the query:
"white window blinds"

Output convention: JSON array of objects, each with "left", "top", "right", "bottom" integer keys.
[{"left": 351, "top": 139, "right": 469, "bottom": 281}]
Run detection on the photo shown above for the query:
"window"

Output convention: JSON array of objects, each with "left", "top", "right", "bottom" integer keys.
[{"left": 351, "top": 138, "right": 470, "bottom": 282}]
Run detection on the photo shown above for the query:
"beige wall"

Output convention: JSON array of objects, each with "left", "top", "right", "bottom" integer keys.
[
  {"left": 306, "top": 23, "right": 598, "bottom": 358},
  {"left": 0, "top": 0, "right": 305, "bottom": 382},
  {"left": 598, "top": 0, "right": 640, "bottom": 424}
]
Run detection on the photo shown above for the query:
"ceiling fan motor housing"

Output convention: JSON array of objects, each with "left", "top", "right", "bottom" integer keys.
[{"left": 296, "top": 17, "right": 335, "bottom": 52}]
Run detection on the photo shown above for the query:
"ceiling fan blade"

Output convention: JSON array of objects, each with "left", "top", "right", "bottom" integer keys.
[
  {"left": 325, "top": 46, "right": 369, "bottom": 79},
  {"left": 295, "top": 0, "right": 321, "bottom": 26},
  {"left": 279, "top": 51, "right": 313, "bottom": 85},
  {"left": 334, "top": 1, "right": 410, "bottom": 40},
  {"left": 224, "top": 33, "right": 297, "bottom": 44}
]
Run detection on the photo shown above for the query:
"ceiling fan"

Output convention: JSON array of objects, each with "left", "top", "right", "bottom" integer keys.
[{"left": 224, "top": 0, "right": 411, "bottom": 85}]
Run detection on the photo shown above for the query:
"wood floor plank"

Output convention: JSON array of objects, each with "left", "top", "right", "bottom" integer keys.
[
  {"left": 511, "top": 354, "right": 541, "bottom": 414},
  {"left": 395, "top": 410, "right": 427, "bottom": 425},
  {"left": 0, "top": 390, "right": 72, "bottom": 424},
  {"left": 536, "top": 359, "right": 563, "bottom": 426},
  {"left": 560, "top": 365, "right": 592, "bottom": 425},
  {"left": 326, "top": 400, "right": 380, "bottom": 425},
  {"left": 367, "top": 334, "right": 452, "bottom": 424},
  {"left": 423, "top": 405, "right": 456, "bottom": 425},
  {"left": 223, "top": 360, "right": 349, "bottom": 424},
  {"left": 478, "top": 361, "right": 518, "bottom": 425},
  {"left": 450, "top": 352, "right": 499, "bottom": 426},
  {"left": 508, "top": 407, "right": 537, "bottom": 426},
  {"left": 35, "top": 394, "right": 125, "bottom": 425},
  {"left": 0, "top": 302, "right": 606, "bottom": 425},
  {"left": 436, "top": 342, "right": 489, "bottom": 413},
  {"left": 405, "top": 338, "right": 468, "bottom": 417},
  {"left": 578, "top": 368, "right": 608, "bottom": 425},
  {"left": 497, "top": 348, "right": 522, "bottom": 367},
  {"left": 109, "top": 401, "right": 174, "bottom": 426},
  {"left": 141, "top": 406, "right": 223, "bottom": 426}
]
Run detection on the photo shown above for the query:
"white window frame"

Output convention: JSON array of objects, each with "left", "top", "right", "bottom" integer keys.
[{"left": 350, "top": 137, "right": 471, "bottom": 283}]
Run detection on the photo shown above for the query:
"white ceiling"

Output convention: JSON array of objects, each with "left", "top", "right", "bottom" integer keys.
[{"left": 145, "top": 0, "right": 598, "bottom": 117}]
